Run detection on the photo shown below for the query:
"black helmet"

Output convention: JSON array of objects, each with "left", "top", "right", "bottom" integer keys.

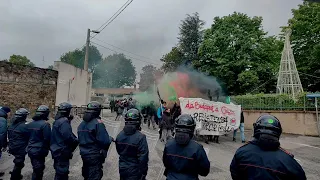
[
  {"left": 175, "top": 114, "right": 196, "bottom": 134},
  {"left": 86, "top": 101, "right": 102, "bottom": 113},
  {"left": 124, "top": 108, "right": 141, "bottom": 124},
  {"left": 15, "top": 108, "right": 30, "bottom": 118},
  {"left": 58, "top": 102, "right": 73, "bottom": 112},
  {"left": 253, "top": 114, "right": 282, "bottom": 139},
  {"left": 35, "top": 105, "right": 50, "bottom": 119}
]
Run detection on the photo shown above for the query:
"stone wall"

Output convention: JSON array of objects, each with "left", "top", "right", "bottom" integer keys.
[
  {"left": 0, "top": 61, "right": 58, "bottom": 116},
  {"left": 243, "top": 110, "right": 319, "bottom": 136}
]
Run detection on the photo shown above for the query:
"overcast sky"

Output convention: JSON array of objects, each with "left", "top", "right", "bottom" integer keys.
[{"left": 0, "top": 0, "right": 302, "bottom": 78}]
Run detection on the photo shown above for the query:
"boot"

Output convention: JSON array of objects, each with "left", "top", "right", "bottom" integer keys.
[
  {"left": 215, "top": 136, "right": 220, "bottom": 144},
  {"left": 233, "top": 137, "right": 236, "bottom": 142},
  {"left": 10, "top": 171, "right": 23, "bottom": 180}
]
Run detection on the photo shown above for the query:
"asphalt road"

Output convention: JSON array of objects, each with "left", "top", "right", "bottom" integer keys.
[{"left": 1, "top": 111, "right": 320, "bottom": 180}]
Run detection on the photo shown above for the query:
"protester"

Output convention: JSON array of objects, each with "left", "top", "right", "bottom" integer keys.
[
  {"left": 110, "top": 99, "right": 115, "bottom": 113},
  {"left": 157, "top": 101, "right": 166, "bottom": 140},
  {"left": 230, "top": 114, "right": 306, "bottom": 180},
  {"left": 27, "top": 105, "right": 51, "bottom": 180},
  {"left": 0, "top": 106, "right": 11, "bottom": 178},
  {"left": 8, "top": 108, "right": 30, "bottom": 180},
  {"left": 146, "top": 101, "right": 156, "bottom": 130},
  {"left": 115, "top": 100, "right": 124, "bottom": 121},
  {"left": 115, "top": 108, "right": 149, "bottom": 180},
  {"left": 161, "top": 108, "right": 173, "bottom": 143},
  {"left": 78, "top": 101, "right": 113, "bottom": 180},
  {"left": 233, "top": 110, "right": 245, "bottom": 143},
  {"left": 163, "top": 114, "right": 210, "bottom": 179}
]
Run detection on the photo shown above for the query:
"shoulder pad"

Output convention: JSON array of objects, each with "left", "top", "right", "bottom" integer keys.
[
  {"left": 279, "top": 147, "right": 294, "bottom": 158},
  {"left": 238, "top": 141, "right": 251, "bottom": 149},
  {"left": 25, "top": 122, "right": 30, "bottom": 125},
  {"left": 97, "top": 119, "right": 103, "bottom": 124}
]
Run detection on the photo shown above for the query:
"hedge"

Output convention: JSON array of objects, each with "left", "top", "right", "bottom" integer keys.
[{"left": 231, "top": 92, "right": 318, "bottom": 111}]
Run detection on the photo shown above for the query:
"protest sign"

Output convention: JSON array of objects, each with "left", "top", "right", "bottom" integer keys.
[{"left": 179, "top": 97, "right": 241, "bottom": 136}]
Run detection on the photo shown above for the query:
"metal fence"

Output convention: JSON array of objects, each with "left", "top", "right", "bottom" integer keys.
[{"left": 232, "top": 95, "right": 319, "bottom": 111}]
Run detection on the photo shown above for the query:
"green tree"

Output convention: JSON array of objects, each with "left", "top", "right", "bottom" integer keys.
[
  {"left": 283, "top": 0, "right": 320, "bottom": 92},
  {"left": 60, "top": 45, "right": 103, "bottom": 72},
  {"left": 179, "top": 12, "right": 205, "bottom": 63},
  {"left": 160, "top": 46, "right": 184, "bottom": 72},
  {"left": 197, "top": 12, "right": 283, "bottom": 95},
  {"left": 93, "top": 53, "right": 136, "bottom": 88},
  {"left": 139, "top": 65, "right": 157, "bottom": 91},
  {"left": 9, "top": 54, "right": 35, "bottom": 67}
]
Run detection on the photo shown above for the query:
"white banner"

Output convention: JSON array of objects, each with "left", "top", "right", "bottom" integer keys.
[{"left": 179, "top": 97, "right": 241, "bottom": 136}]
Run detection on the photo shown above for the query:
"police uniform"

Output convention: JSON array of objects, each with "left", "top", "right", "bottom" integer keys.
[
  {"left": 27, "top": 105, "right": 52, "bottom": 180},
  {"left": 230, "top": 114, "right": 306, "bottom": 180},
  {"left": 115, "top": 108, "right": 149, "bottom": 180},
  {"left": 8, "top": 108, "right": 30, "bottom": 180},
  {"left": 162, "top": 114, "right": 210, "bottom": 180},
  {"left": 50, "top": 102, "right": 79, "bottom": 180},
  {"left": 78, "top": 101, "right": 112, "bottom": 180}
]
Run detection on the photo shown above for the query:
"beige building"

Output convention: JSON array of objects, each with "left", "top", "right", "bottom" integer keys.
[{"left": 54, "top": 61, "right": 92, "bottom": 106}]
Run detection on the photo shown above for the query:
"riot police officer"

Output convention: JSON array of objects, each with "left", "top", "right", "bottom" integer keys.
[
  {"left": 230, "top": 114, "right": 306, "bottom": 180},
  {"left": 50, "top": 102, "right": 79, "bottom": 180},
  {"left": 115, "top": 108, "right": 149, "bottom": 180},
  {"left": 8, "top": 108, "right": 30, "bottom": 180},
  {"left": 78, "top": 101, "right": 112, "bottom": 180},
  {"left": 162, "top": 114, "right": 210, "bottom": 180},
  {"left": 27, "top": 105, "right": 52, "bottom": 180}
]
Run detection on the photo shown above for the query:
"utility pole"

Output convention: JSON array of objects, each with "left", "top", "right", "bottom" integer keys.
[{"left": 84, "top": 29, "right": 90, "bottom": 71}]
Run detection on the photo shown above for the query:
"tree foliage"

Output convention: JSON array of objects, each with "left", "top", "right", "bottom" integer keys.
[
  {"left": 93, "top": 53, "right": 136, "bottom": 88},
  {"left": 161, "top": 12, "right": 205, "bottom": 72},
  {"left": 9, "top": 54, "right": 35, "bottom": 67},
  {"left": 139, "top": 65, "right": 159, "bottom": 91},
  {"left": 197, "top": 12, "right": 283, "bottom": 95},
  {"left": 284, "top": 0, "right": 320, "bottom": 92},
  {"left": 60, "top": 45, "right": 102, "bottom": 72},
  {"left": 160, "top": 46, "right": 184, "bottom": 72},
  {"left": 178, "top": 12, "right": 205, "bottom": 63}
]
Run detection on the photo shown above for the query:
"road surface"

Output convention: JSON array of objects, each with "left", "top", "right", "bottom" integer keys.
[{"left": 1, "top": 111, "right": 319, "bottom": 179}]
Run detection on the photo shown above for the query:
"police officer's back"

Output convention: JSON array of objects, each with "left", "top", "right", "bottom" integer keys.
[
  {"left": 27, "top": 105, "right": 52, "bottom": 180},
  {"left": 8, "top": 108, "right": 30, "bottom": 180},
  {"left": 78, "top": 101, "right": 112, "bottom": 180},
  {"left": 230, "top": 115, "right": 306, "bottom": 180},
  {"left": 50, "top": 102, "right": 78, "bottom": 180},
  {"left": 162, "top": 114, "right": 210, "bottom": 180},
  {"left": 115, "top": 108, "right": 149, "bottom": 180}
]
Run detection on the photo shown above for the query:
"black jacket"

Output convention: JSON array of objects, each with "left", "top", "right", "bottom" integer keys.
[
  {"left": 230, "top": 139, "right": 306, "bottom": 180},
  {"left": 8, "top": 118, "right": 29, "bottom": 155},
  {"left": 0, "top": 109, "right": 8, "bottom": 149},
  {"left": 50, "top": 116, "right": 78, "bottom": 159},
  {"left": 163, "top": 138, "right": 210, "bottom": 180},
  {"left": 27, "top": 118, "right": 51, "bottom": 157},
  {"left": 78, "top": 113, "right": 112, "bottom": 157}
]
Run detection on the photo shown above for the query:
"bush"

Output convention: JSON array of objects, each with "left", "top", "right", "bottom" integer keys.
[{"left": 231, "top": 92, "right": 317, "bottom": 111}]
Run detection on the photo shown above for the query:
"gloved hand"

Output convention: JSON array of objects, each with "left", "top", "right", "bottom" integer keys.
[
  {"left": 110, "top": 136, "right": 115, "bottom": 142},
  {"left": 68, "top": 115, "right": 74, "bottom": 121}
]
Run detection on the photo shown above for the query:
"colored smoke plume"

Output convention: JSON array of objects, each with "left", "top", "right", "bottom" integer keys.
[{"left": 134, "top": 66, "right": 226, "bottom": 109}]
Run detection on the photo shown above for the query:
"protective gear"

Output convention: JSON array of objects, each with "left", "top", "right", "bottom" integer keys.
[
  {"left": 27, "top": 105, "right": 51, "bottom": 180},
  {"left": 253, "top": 114, "right": 282, "bottom": 139},
  {"left": 78, "top": 102, "right": 112, "bottom": 180},
  {"left": 8, "top": 108, "right": 30, "bottom": 180},
  {"left": 230, "top": 115, "right": 306, "bottom": 180},
  {"left": 115, "top": 123, "right": 149, "bottom": 179},
  {"left": 0, "top": 108, "right": 9, "bottom": 151},
  {"left": 174, "top": 114, "right": 196, "bottom": 145},
  {"left": 230, "top": 140, "right": 306, "bottom": 180},
  {"left": 33, "top": 105, "right": 50, "bottom": 121},
  {"left": 162, "top": 139, "right": 210, "bottom": 180},
  {"left": 124, "top": 108, "right": 141, "bottom": 123},
  {"left": 51, "top": 103, "right": 78, "bottom": 180}
]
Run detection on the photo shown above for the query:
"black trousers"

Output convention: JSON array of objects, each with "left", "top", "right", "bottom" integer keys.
[
  {"left": 30, "top": 156, "right": 46, "bottom": 180},
  {"left": 10, "top": 154, "right": 26, "bottom": 180},
  {"left": 82, "top": 155, "right": 106, "bottom": 180},
  {"left": 53, "top": 157, "right": 70, "bottom": 180}
]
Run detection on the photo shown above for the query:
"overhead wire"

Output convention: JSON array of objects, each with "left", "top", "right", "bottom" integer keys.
[
  {"left": 91, "top": 41, "right": 161, "bottom": 66},
  {"left": 92, "top": 37, "right": 155, "bottom": 61},
  {"left": 91, "top": 0, "right": 133, "bottom": 39}
]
